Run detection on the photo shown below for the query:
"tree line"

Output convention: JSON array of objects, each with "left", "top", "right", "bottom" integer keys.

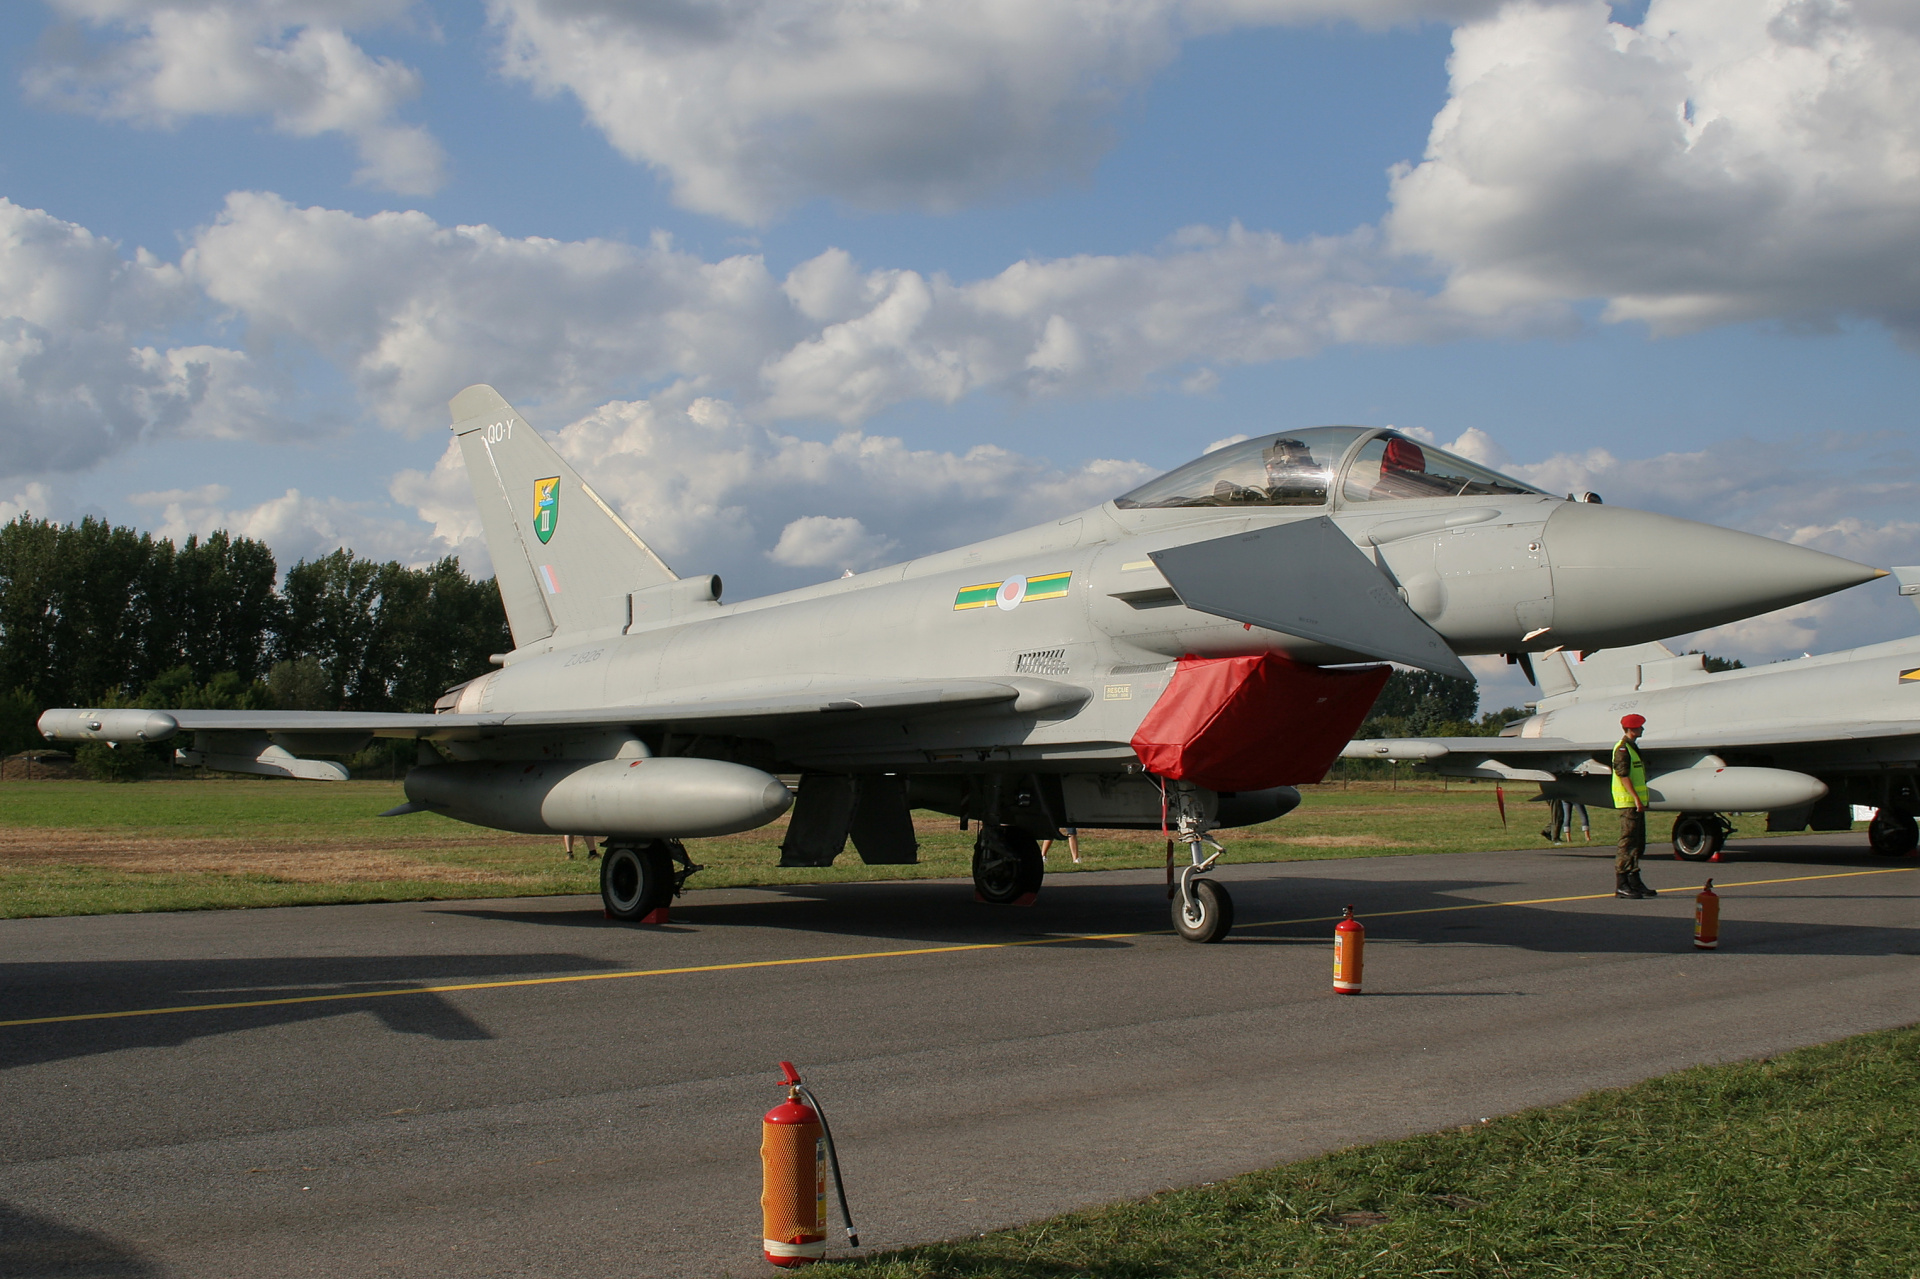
[{"left": 0, "top": 515, "right": 509, "bottom": 761}]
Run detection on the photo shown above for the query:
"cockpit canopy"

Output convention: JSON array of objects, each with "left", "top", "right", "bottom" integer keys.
[{"left": 1112, "top": 428, "right": 1546, "bottom": 510}]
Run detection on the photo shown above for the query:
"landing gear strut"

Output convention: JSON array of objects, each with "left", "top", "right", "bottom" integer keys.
[
  {"left": 1168, "top": 783, "right": 1233, "bottom": 943},
  {"left": 1868, "top": 807, "right": 1918, "bottom": 856},
  {"left": 973, "top": 826, "right": 1044, "bottom": 905},
  {"left": 601, "top": 840, "right": 704, "bottom": 920},
  {"left": 1671, "top": 812, "right": 1729, "bottom": 861}
]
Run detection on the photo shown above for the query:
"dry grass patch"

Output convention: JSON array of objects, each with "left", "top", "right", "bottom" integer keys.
[{"left": 0, "top": 825, "right": 542, "bottom": 883}]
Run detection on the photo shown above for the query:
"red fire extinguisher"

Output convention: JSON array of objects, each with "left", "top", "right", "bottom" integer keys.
[
  {"left": 761, "top": 1062, "right": 858, "bottom": 1267},
  {"left": 1333, "top": 905, "right": 1364, "bottom": 995},
  {"left": 1694, "top": 879, "right": 1720, "bottom": 951}
]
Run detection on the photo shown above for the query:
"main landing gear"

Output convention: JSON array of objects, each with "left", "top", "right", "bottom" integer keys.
[
  {"left": 601, "top": 839, "right": 704, "bottom": 920},
  {"left": 1868, "top": 807, "right": 1918, "bottom": 856},
  {"left": 1670, "top": 811, "right": 1731, "bottom": 861},
  {"left": 972, "top": 825, "right": 1044, "bottom": 905}
]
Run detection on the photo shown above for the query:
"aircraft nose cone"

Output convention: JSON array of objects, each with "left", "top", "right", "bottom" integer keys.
[{"left": 1544, "top": 503, "right": 1882, "bottom": 649}]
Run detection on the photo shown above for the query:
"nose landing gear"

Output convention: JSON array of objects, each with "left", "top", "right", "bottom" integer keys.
[{"left": 1168, "top": 786, "right": 1233, "bottom": 943}]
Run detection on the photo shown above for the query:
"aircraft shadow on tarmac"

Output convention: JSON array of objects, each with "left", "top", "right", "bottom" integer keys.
[
  {"left": 439, "top": 860, "right": 1914, "bottom": 963},
  {"left": 0, "top": 952, "right": 623, "bottom": 1072},
  {"left": 0, "top": 1202, "right": 158, "bottom": 1278},
  {"left": 1540, "top": 837, "right": 1903, "bottom": 869}
]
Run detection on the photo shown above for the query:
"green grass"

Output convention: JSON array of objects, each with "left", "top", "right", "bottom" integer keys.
[
  {"left": 0, "top": 776, "right": 1806, "bottom": 919},
  {"left": 810, "top": 1024, "right": 1920, "bottom": 1279}
]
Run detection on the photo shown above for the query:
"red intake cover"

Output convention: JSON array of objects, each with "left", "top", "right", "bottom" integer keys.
[{"left": 1129, "top": 653, "right": 1390, "bottom": 791}]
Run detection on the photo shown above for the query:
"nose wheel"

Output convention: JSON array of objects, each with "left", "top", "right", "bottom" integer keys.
[
  {"left": 1172, "top": 871, "right": 1234, "bottom": 942},
  {"left": 1168, "top": 816, "right": 1234, "bottom": 942}
]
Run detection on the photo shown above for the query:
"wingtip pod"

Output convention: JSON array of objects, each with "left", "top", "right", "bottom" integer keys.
[
  {"left": 38, "top": 709, "right": 179, "bottom": 743},
  {"left": 1339, "top": 738, "right": 1450, "bottom": 761}
]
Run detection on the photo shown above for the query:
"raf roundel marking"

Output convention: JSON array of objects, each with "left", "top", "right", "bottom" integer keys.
[{"left": 951, "top": 571, "right": 1073, "bottom": 611}]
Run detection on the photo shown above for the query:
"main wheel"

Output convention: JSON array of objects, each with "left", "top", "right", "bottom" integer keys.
[
  {"left": 601, "top": 842, "right": 675, "bottom": 920},
  {"left": 1671, "top": 812, "right": 1724, "bottom": 861},
  {"left": 972, "top": 827, "right": 1044, "bottom": 904},
  {"left": 1867, "top": 808, "right": 1918, "bottom": 856},
  {"left": 1172, "top": 879, "right": 1234, "bottom": 943}
]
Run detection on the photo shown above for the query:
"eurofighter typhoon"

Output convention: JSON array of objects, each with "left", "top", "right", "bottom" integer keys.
[
  {"left": 41, "top": 387, "right": 1884, "bottom": 940},
  {"left": 1344, "top": 567, "right": 1920, "bottom": 862}
]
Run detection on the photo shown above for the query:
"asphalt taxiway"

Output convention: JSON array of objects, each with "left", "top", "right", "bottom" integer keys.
[{"left": 2, "top": 835, "right": 1915, "bottom": 1277}]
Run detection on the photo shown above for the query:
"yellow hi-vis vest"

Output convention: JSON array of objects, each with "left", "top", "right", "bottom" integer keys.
[{"left": 1611, "top": 737, "right": 1647, "bottom": 809}]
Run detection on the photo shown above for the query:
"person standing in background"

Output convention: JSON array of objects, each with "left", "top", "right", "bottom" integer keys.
[
  {"left": 1612, "top": 715, "right": 1655, "bottom": 898},
  {"left": 1040, "top": 827, "right": 1081, "bottom": 863}
]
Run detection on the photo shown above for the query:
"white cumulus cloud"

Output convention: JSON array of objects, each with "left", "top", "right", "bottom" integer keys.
[
  {"left": 768, "top": 515, "right": 896, "bottom": 571},
  {"left": 183, "top": 195, "right": 1556, "bottom": 430},
  {"left": 129, "top": 479, "right": 457, "bottom": 568},
  {"left": 0, "top": 482, "right": 57, "bottom": 524},
  {"left": 489, "top": 0, "right": 1506, "bottom": 223},
  {"left": 0, "top": 197, "right": 269, "bottom": 480},
  {"left": 1388, "top": 0, "right": 1920, "bottom": 340},
  {"left": 29, "top": 0, "right": 446, "bottom": 195},
  {"left": 185, "top": 192, "right": 803, "bottom": 429},
  {"left": 392, "top": 393, "right": 1157, "bottom": 596}
]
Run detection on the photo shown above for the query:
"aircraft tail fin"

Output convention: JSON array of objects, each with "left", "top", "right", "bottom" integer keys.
[
  {"left": 1893, "top": 566, "right": 1920, "bottom": 620},
  {"left": 450, "top": 385, "right": 675, "bottom": 648},
  {"left": 1564, "top": 641, "right": 1677, "bottom": 692},
  {"left": 1534, "top": 651, "right": 1578, "bottom": 699}
]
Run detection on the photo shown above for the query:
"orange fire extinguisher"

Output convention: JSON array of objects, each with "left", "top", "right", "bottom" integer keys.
[
  {"left": 761, "top": 1061, "right": 858, "bottom": 1267},
  {"left": 1694, "top": 879, "right": 1720, "bottom": 951},
  {"left": 1333, "top": 905, "right": 1364, "bottom": 994}
]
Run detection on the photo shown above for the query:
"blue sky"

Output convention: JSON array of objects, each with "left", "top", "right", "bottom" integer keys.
[{"left": 2, "top": 0, "right": 1918, "bottom": 711}]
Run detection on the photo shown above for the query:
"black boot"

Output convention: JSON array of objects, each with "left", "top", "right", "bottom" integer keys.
[
  {"left": 1615, "top": 873, "right": 1637, "bottom": 898},
  {"left": 1628, "top": 870, "right": 1657, "bottom": 897}
]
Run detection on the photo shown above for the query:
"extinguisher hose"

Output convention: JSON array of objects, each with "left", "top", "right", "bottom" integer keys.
[{"left": 794, "top": 1084, "right": 859, "bottom": 1247}]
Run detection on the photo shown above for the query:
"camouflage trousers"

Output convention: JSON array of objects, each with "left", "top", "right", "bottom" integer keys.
[{"left": 1616, "top": 808, "right": 1646, "bottom": 875}]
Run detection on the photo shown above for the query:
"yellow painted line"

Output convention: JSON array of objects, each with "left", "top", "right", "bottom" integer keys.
[
  {"left": 2, "top": 866, "right": 1910, "bottom": 1031},
  {"left": 1235, "top": 865, "right": 1920, "bottom": 931}
]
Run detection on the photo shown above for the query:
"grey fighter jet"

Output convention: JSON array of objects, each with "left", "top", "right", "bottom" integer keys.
[
  {"left": 41, "top": 387, "right": 1884, "bottom": 940},
  {"left": 1343, "top": 568, "right": 1920, "bottom": 861}
]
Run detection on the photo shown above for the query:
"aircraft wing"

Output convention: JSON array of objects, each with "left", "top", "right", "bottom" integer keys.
[
  {"left": 1343, "top": 719, "right": 1920, "bottom": 776},
  {"left": 39, "top": 677, "right": 1087, "bottom": 746}
]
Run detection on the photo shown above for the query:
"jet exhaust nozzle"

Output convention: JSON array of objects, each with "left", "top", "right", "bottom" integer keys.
[{"left": 404, "top": 757, "right": 793, "bottom": 838}]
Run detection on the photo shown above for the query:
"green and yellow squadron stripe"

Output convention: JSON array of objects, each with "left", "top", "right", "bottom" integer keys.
[
  {"left": 953, "top": 582, "right": 1002, "bottom": 610},
  {"left": 1023, "top": 571, "right": 1072, "bottom": 600},
  {"left": 952, "top": 571, "right": 1072, "bottom": 610},
  {"left": 1900, "top": 666, "right": 1920, "bottom": 683}
]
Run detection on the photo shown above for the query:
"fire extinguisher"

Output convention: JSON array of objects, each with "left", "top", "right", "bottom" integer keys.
[
  {"left": 761, "top": 1061, "right": 858, "bottom": 1267},
  {"left": 1694, "top": 879, "right": 1720, "bottom": 951},
  {"left": 1333, "top": 905, "right": 1364, "bottom": 995}
]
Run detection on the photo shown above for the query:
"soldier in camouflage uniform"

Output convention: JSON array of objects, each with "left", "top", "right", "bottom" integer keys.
[{"left": 1611, "top": 713, "right": 1656, "bottom": 898}]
